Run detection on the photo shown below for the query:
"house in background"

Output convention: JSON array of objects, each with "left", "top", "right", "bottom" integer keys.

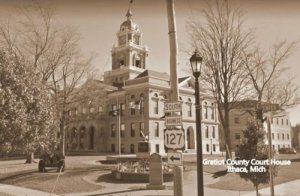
[{"left": 219, "top": 100, "right": 292, "bottom": 152}]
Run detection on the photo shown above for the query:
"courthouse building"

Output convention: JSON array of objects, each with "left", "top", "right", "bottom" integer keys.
[{"left": 65, "top": 6, "right": 220, "bottom": 155}]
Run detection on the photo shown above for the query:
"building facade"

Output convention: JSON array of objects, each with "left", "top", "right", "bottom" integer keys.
[
  {"left": 65, "top": 6, "right": 220, "bottom": 155},
  {"left": 219, "top": 100, "right": 292, "bottom": 152}
]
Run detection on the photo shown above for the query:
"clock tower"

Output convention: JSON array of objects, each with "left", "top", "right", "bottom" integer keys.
[{"left": 104, "top": 2, "right": 148, "bottom": 86}]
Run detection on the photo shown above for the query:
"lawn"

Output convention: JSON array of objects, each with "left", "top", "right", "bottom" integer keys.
[{"left": 206, "top": 153, "right": 300, "bottom": 191}]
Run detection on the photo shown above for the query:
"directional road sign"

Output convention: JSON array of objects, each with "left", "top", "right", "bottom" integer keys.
[
  {"left": 167, "top": 152, "right": 183, "bottom": 165},
  {"left": 164, "top": 102, "right": 182, "bottom": 113},
  {"left": 165, "top": 116, "right": 182, "bottom": 126},
  {"left": 164, "top": 129, "right": 185, "bottom": 150}
]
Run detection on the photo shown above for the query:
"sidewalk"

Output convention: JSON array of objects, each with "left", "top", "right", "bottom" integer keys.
[
  {"left": 0, "top": 183, "right": 58, "bottom": 196},
  {"left": 1, "top": 169, "right": 300, "bottom": 196}
]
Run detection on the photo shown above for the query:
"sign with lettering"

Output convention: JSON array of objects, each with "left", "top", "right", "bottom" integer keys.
[
  {"left": 165, "top": 116, "right": 182, "bottom": 126},
  {"left": 164, "top": 129, "right": 185, "bottom": 150},
  {"left": 164, "top": 102, "right": 182, "bottom": 113}
]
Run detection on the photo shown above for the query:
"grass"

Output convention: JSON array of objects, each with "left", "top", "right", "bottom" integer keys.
[{"left": 206, "top": 154, "right": 300, "bottom": 191}]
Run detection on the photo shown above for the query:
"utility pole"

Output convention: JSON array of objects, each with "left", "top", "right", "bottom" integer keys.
[{"left": 166, "top": 0, "right": 183, "bottom": 195}]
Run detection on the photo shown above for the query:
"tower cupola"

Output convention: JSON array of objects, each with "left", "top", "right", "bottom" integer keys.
[{"left": 111, "top": 0, "right": 148, "bottom": 71}]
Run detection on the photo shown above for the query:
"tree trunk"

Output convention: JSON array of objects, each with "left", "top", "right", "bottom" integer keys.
[
  {"left": 25, "top": 152, "right": 36, "bottom": 164},
  {"left": 224, "top": 104, "right": 232, "bottom": 159},
  {"left": 60, "top": 113, "right": 66, "bottom": 157}
]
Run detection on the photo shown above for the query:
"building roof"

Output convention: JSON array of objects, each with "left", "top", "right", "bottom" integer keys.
[{"left": 135, "top": 69, "right": 169, "bottom": 80}]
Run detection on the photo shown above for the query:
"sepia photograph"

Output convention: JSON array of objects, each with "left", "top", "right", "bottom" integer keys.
[{"left": 0, "top": 0, "right": 300, "bottom": 195}]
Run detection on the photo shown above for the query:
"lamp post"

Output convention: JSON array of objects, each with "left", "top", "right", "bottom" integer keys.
[{"left": 190, "top": 49, "right": 204, "bottom": 196}]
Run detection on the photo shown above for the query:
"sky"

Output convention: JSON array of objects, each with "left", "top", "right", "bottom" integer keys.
[{"left": 0, "top": 0, "right": 300, "bottom": 125}]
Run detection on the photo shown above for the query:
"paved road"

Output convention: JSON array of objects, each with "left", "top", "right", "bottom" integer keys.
[{"left": 1, "top": 155, "right": 300, "bottom": 196}]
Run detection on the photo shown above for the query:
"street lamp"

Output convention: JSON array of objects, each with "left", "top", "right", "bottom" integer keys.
[{"left": 190, "top": 49, "right": 204, "bottom": 196}]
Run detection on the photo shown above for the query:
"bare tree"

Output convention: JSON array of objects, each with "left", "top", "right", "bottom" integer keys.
[
  {"left": 0, "top": 0, "right": 94, "bottom": 159},
  {"left": 244, "top": 40, "right": 298, "bottom": 120},
  {"left": 187, "top": 0, "right": 252, "bottom": 158}
]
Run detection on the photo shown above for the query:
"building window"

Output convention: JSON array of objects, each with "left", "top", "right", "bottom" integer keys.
[
  {"left": 212, "top": 126, "right": 215, "bottom": 138},
  {"left": 276, "top": 118, "right": 279, "bottom": 124},
  {"left": 131, "top": 123, "right": 135, "bottom": 137},
  {"left": 206, "top": 144, "right": 209, "bottom": 152},
  {"left": 111, "top": 124, "right": 116, "bottom": 137},
  {"left": 211, "top": 108, "right": 215, "bottom": 120},
  {"left": 154, "top": 122, "right": 159, "bottom": 137},
  {"left": 272, "top": 133, "right": 274, "bottom": 140},
  {"left": 286, "top": 119, "right": 289, "bottom": 125},
  {"left": 188, "top": 103, "right": 192, "bottom": 117},
  {"left": 89, "top": 107, "right": 95, "bottom": 113},
  {"left": 111, "top": 144, "right": 115, "bottom": 152},
  {"left": 140, "top": 94, "right": 144, "bottom": 115},
  {"left": 130, "top": 95, "right": 136, "bottom": 115},
  {"left": 282, "top": 133, "right": 285, "bottom": 140},
  {"left": 277, "top": 133, "right": 280, "bottom": 140},
  {"left": 121, "top": 123, "right": 125, "bottom": 137},
  {"left": 154, "top": 93, "right": 159, "bottom": 114},
  {"left": 278, "top": 145, "right": 280, "bottom": 149},
  {"left": 121, "top": 144, "right": 125, "bottom": 153},
  {"left": 98, "top": 106, "right": 103, "bottom": 113},
  {"left": 235, "top": 133, "right": 240, "bottom": 140},
  {"left": 282, "top": 119, "right": 284, "bottom": 125},
  {"left": 155, "top": 144, "right": 160, "bottom": 153},
  {"left": 130, "top": 144, "right": 135, "bottom": 153},
  {"left": 204, "top": 103, "right": 208, "bottom": 119},
  {"left": 213, "top": 144, "right": 216, "bottom": 152},
  {"left": 234, "top": 117, "right": 240, "bottom": 124},
  {"left": 140, "top": 122, "right": 144, "bottom": 137},
  {"left": 120, "top": 103, "right": 125, "bottom": 116},
  {"left": 287, "top": 134, "right": 289, "bottom": 140},
  {"left": 187, "top": 98, "right": 192, "bottom": 117},
  {"left": 205, "top": 126, "right": 209, "bottom": 138}
]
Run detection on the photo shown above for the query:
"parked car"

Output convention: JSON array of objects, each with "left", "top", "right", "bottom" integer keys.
[
  {"left": 278, "top": 148, "right": 297, "bottom": 154},
  {"left": 38, "top": 153, "right": 65, "bottom": 172}
]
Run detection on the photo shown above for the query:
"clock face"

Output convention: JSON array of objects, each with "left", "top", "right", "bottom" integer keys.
[{"left": 119, "top": 35, "right": 126, "bottom": 45}]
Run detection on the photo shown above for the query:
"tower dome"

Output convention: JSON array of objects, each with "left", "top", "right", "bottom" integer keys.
[{"left": 120, "top": 9, "right": 140, "bottom": 32}]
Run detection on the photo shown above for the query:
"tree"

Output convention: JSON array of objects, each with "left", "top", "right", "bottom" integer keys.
[
  {"left": 0, "top": 0, "right": 93, "bottom": 158},
  {"left": 187, "top": 0, "right": 252, "bottom": 158},
  {"left": 0, "top": 51, "right": 57, "bottom": 158},
  {"left": 243, "top": 40, "right": 298, "bottom": 122},
  {"left": 236, "top": 120, "right": 276, "bottom": 196}
]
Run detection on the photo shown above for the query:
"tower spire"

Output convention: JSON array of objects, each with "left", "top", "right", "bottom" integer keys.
[{"left": 126, "top": 0, "right": 133, "bottom": 20}]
